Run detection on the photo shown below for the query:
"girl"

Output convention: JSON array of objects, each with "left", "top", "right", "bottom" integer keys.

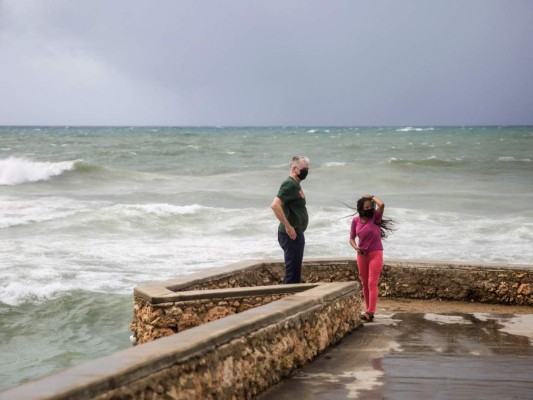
[{"left": 349, "top": 195, "right": 394, "bottom": 322}]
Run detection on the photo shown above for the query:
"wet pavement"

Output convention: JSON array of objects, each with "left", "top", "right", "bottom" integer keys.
[{"left": 258, "top": 311, "right": 533, "bottom": 400}]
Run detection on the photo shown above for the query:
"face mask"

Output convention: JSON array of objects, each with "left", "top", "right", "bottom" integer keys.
[
  {"left": 297, "top": 168, "right": 309, "bottom": 180},
  {"left": 361, "top": 209, "right": 374, "bottom": 218}
]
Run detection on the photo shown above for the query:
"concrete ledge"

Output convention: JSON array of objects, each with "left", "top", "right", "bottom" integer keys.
[{"left": 141, "top": 283, "right": 318, "bottom": 304}]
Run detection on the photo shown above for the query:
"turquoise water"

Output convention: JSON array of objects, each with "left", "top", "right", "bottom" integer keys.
[{"left": 1, "top": 126, "right": 532, "bottom": 388}]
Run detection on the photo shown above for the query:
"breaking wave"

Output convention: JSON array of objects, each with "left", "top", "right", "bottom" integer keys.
[{"left": 0, "top": 157, "right": 81, "bottom": 185}]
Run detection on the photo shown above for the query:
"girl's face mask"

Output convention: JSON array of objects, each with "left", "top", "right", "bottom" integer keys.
[{"left": 361, "top": 208, "right": 374, "bottom": 218}]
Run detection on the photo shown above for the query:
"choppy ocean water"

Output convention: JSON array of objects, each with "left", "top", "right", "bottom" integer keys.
[{"left": 0, "top": 126, "right": 532, "bottom": 388}]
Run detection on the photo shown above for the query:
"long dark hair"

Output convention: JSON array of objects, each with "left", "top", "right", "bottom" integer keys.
[{"left": 345, "top": 197, "right": 396, "bottom": 239}]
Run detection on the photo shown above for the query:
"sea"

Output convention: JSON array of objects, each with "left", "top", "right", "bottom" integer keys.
[{"left": 0, "top": 126, "right": 532, "bottom": 389}]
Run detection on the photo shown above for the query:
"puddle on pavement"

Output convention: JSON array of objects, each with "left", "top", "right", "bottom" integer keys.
[
  {"left": 376, "top": 313, "right": 533, "bottom": 400},
  {"left": 392, "top": 312, "right": 532, "bottom": 356},
  {"left": 259, "top": 312, "right": 533, "bottom": 399}
]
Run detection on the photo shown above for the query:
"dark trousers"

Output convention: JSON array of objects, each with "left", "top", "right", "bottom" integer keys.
[{"left": 278, "top": 231, "right": 305, "bottom": 284}]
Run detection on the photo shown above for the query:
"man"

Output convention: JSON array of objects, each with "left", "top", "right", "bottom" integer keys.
[{"left": 270, "top": 155, "right": 310, "bottom": 284}]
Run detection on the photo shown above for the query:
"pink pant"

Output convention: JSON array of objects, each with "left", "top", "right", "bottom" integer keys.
[{"left": 357, "top": 250, "right": 383, "bottom": 314}]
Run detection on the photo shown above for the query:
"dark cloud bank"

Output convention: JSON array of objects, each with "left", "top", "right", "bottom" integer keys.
[{"left": 0, "top": 0, "right": 532, "bottom": 126}]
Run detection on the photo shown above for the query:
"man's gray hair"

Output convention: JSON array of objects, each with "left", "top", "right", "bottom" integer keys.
[{"left": 290, "top": 155, "right": 310, "bottom": 168}]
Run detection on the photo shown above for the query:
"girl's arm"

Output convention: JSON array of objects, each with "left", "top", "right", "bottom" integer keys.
[
  {"left": 349, "top": 219, "right": 362, "bottom": 253},
  {"left": 366, "top": 195, "right": 385, "bottom": 214},
  {"left": 350, "top": 238, "right": 364, "bottom": 254}
]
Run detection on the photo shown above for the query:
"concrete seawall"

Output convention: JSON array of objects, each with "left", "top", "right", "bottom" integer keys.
[{"left": 1, "top": 258, "right": 532, "bottom": 399}]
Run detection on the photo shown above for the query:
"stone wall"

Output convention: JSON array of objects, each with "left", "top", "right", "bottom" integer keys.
[
  {"left": 130, "top": 259, "right": 359, "bottom": 345},
  {"left": 299, "top": 258, "right": 532, "bottom": 305},
  {"left": 378, "top": 260, "right": 533, "bottom": 306},
  {"left": 98, "top": 287, "right": 359, "bottom": 400},
  {"left": 131, "top": 288, "right": 295, "bottom": 345}
]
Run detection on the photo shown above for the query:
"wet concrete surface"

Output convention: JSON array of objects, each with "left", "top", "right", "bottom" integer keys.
[{"left": 258, "top": 311, "right": 533, "bottom": 400}]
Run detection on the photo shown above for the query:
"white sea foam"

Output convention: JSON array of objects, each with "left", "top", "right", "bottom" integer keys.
[
  {"left": 396, "top": 127, "right": 435, "bottom": 132},
  {"left": 0, "top": 281, "right": 78, "bottom": 306},
  {"left": 118, "top": 203, "right": 206, "bottom": 217},
  {"left": 0, "top": 157, "right": 77, "bottom": 185},
  {"left": 0, "top": 204, "right": 280, "bottom": 305},
  {"left": 497, "top": 156, "right": 531, "bottom": 163},
  {"left": 3, "top": 203, "right": 531, "bottom": 306},
  {"left": 0, "top": 196, "right": 99, "bottom": 229},
  {"left": 0, "top": 201, "right": 78, "bottom": 229},
  {"left": 372, "top": 207, "right": 533, "bottom": 265},
  {"left": 323, "top": 162, "right": 346, "bottom": 167}
]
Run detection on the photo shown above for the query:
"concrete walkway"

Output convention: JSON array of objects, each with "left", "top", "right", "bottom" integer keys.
[{"left": 259, "top": 300, "right": 533, "bottom": 400}]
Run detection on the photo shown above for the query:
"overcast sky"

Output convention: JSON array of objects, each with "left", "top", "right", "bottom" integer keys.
[{"left": 0, "top": 0, "right": 532, "bottom": 126}]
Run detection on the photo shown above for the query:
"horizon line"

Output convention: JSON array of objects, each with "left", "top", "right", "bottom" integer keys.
[{"left": 1, "top": 124, "right": 532, "bottom": 129}]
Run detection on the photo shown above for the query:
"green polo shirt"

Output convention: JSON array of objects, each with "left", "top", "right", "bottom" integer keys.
[{"left": 277, "top": 177, "right": 308, "bottom": 234}]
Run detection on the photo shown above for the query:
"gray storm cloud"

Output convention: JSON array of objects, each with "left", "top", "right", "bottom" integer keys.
[{"left": 0, "top": 0, "right": 532, "bottom": 126}]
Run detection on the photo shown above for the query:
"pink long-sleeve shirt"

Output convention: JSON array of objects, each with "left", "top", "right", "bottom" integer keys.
[{"left": 350, "top": 209, "right": 383, "bottom": 253}]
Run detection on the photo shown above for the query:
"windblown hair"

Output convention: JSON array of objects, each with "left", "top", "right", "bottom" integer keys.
[{"left": 345, "top": 197, "right": 396, "bottom": 239}]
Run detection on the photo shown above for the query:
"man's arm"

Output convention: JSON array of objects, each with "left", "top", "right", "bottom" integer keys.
[{"left": 270, "top": 197, "right": 297, "bottom": 240}]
